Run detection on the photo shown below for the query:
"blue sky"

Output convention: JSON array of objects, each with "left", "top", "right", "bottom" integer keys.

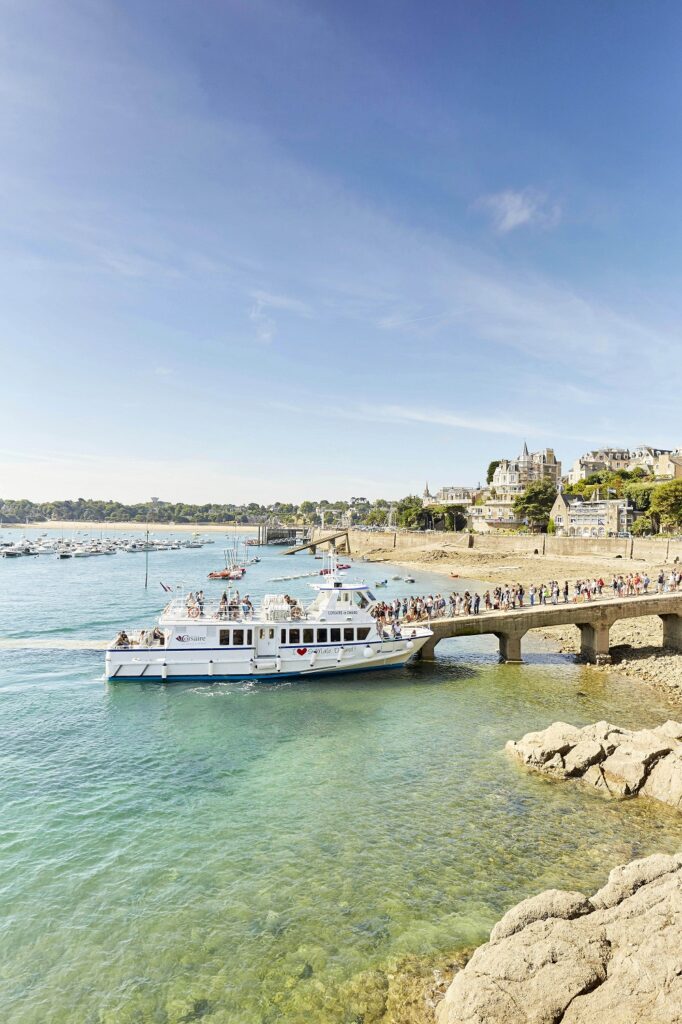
[{"left": 1, "top": 0, "right": 680, "bottom": 503}]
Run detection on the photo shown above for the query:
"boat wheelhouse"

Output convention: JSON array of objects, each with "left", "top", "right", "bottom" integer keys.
[{"left": 105, "top": 573, "right": 432, "bottom": 682}]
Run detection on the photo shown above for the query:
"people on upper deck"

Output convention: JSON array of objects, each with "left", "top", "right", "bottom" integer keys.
[{"left": 114, "top": 630, "right": 130, "bottom": 647}]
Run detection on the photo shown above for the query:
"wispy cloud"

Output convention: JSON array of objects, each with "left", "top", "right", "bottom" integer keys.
[
  {"left": 477, "top": 188, "right": 562, "bottom": 233},
  {"left": 248, "top": 298, "right": 276, "bottom": 344},
  {"left": 271, "top": 399, "right": 594, "bottom": 443},
  {"left": 251, "top": 290, "right": 312, "bottom": 317},
  {"left": 248, "top": 290, "right": 312, "bottom": 343},
  {"left": 377, "top": 310, "right": 449, "bottom": 330}
]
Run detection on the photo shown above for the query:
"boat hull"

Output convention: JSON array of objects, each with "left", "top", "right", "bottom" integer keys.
[
  {"left": 108, "top": 662, "right": 409, "bottom": 682},
  {"left": 105, "top": 635, "right": 429, "bottom": 682}
]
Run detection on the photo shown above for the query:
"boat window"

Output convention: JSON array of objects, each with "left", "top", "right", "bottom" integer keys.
[
  {"left": 247, "top": 629, "right": 253, "bottom": 645},
  {"left": 289, "top": 628, "right": 300, "bottom": 644},
  {"left": 353, "top": 591, "right": 370, "bottom": 608},
  {"left": 303, "top": 628, "right": 314, "bottom": 644},
  {"left": 357, "top": 627, "right": 371, "bottom": 641},
  {"left": 317, "top": 628, "right": 328, "bottom": 643},
  {"left": 281, "top": 629, "right": 287, "bottom": 644},
  {"left": 344, "top": 627, "right": 354, "bottom": 641},
  {"left": 219, "top": 629, "right": 231, "bottom": 646},
  {"left": 330, "top": 628, "right": 341, "bottom": 642},
  {"left": 269, "top": 629, "right": 275, "bottom": 640},
  {"left": 233, "top": 629, "right": 244, "bottom": 645}
]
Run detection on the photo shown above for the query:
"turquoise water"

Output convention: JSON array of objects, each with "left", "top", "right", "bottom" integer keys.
[{"left": 2, "top": 529, "right": 682, "bottom": 1024}]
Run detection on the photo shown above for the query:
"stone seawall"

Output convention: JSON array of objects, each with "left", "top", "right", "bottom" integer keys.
[{"left": 326, "top": 529, "right": 681, "bottom": 562}]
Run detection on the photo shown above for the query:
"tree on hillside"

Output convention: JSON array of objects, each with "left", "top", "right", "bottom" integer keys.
[
  {"left": 631, "top": 514, "right": 654, "bottom": 536},
  {"left": 650, "top": 480, "right": 682, "bottom": 531},
  {"left": 513, "top": 479, "right": 557, "bottom": 531},
  {"left": 364, "top": 508, "right": 388, "bottom": 527},
  {"left": 622, "top": 481, "right": 657, "bottom": 511},
  {"left": 396, "top": 494, "right": 427, "bottom": 529},
  {"left": 486, "top": 460, "right": 501, "bottom": 485},
  {"left": 428, "top": 503, "right": 468, "bottom": 531}
]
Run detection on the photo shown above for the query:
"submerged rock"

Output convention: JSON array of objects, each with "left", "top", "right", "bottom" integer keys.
[
  {"left": 507, "top": 719, "right": 682, "bottom": 811},
  {"left": 436, "top": 853, "right": 682, "bottom": 1024}
]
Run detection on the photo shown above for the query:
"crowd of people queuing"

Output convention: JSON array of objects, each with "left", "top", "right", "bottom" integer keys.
[{"left": 371, "top": 569, "right": 682, "bottom": 627}]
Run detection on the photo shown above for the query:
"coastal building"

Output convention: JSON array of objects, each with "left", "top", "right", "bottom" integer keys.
[
  {"left": 550, "top": 490, "right": 639, "bottom": 537},
  {"left": 490, "top": 445, "right": 561, "bottom": 497},
  {"left": 628, "top": 445, "right": 682, "bottom": 479},
  {"left": 467, "top": 497, "right": 524, "bottom": 533},
  {"left": 567, "top": 447, "right": 631, "bottom": 485},
  {"left": 457, "top": 444, "right": 561, "bottom": 533},
  {"left": 422, "top": 483, "right": 476, "bottom": 507},
  {"left": 651, "top": 450, "right": 682, "bottom": 479},
  {"left": 567, "top": 445, "right": 682, "bottom": 483}
]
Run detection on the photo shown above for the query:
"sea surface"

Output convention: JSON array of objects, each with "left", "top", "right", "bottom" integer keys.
[{"left": 2, "top": 527, "right": 682, "bottom": 1024}]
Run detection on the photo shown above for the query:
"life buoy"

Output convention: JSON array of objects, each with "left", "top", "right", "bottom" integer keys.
[{"left": 188, "top": 606, "right": 200, "bottom": 618}]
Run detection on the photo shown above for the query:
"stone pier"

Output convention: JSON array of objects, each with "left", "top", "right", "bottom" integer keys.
[
  {"left": 417, "top": 592, "right": 682, "bottom": 664},
  {"left": 661, "top": 613, "right": 682, "bottom": 651},
  {"left": 578, "top": 622, "right": 612, "bottom": 664},
  {"left": 496, "top": 631, "right": 526, "bottom": 664}
]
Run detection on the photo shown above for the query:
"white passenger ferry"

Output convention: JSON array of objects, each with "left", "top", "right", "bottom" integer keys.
[{"left": 105, "top": 567, "right": 432, "bottom": 682}]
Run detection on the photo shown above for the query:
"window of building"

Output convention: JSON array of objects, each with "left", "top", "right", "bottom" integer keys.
[
  {"left": 303, "top": 628, "right": 314, "bottom": 644},
  {"left": 219, "top": 629, "right": 231, "bottom": 646},
  {"left": 330, "top": 628, "right": 341, "bottom": 642},
  {"left": 344, "top": 627, "right": 354, "bottom": 641},
  {"left": 317, "top": 628, "right": 328, "bottom": 643},
  {"left": 357, "top": 627, "right": 371, "bottom": 641}
]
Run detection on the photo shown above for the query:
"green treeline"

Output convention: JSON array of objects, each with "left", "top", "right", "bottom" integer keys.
[{"left": 0, "top": 495, "right": 446, "bottom": 528}]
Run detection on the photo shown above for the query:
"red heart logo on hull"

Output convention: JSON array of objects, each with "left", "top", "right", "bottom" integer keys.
[{"left": 296, "top": 647, "right": 308, "bottom": 656}]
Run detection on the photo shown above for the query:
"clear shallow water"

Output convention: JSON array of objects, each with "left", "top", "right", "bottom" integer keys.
[{"left": 2, "top": 529, "right": 682, "bottom": 1023}]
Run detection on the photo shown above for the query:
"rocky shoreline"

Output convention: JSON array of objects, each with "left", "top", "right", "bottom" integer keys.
[
  {"left": 507, "top": 719, "right": 682, "bottom": 809},
  {"left": 435, "top": 851, "right": 682, "bottom": 1024},
  {"left": 387, "top": 719, "right": 682, "bottom": 1023}
]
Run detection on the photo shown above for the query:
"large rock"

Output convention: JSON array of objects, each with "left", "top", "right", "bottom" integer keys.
[
  {"left": 590, "top": 852, "right": 682, "bottom": 909},
  {"left": 489, "top": 889, "right": 592, "bottom": 942},
  {"left": 640, "top": 753, "right": 682, "bottom": 811},
  {"left": 563, "top": 738, "right": 607, "bottom": 776},
  {"left": 507, "top": 719, "right": 682, "bottom": 811},
  {"left": 505, "top": 722, "right": 583, "bottom": 768},
  {"left": 436, "top": 854, "right": 682, "bottom": 1024}
]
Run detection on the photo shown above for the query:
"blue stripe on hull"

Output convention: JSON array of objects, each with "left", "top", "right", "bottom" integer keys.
[{"left": 108, "top": 662, "right": 410, "bottom": 683}]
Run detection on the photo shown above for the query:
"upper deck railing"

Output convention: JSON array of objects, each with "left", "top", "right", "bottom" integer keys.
[{"left": 159, "top": 595, "right": 311, "bottom": 623}]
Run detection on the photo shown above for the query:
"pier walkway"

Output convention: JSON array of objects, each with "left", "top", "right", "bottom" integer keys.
[
  {"left": 419, "top": 591, "right": 682, "bottom": 664},
  {"left": 283, "top": 530, "right": 351, "bottom": 555}
]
